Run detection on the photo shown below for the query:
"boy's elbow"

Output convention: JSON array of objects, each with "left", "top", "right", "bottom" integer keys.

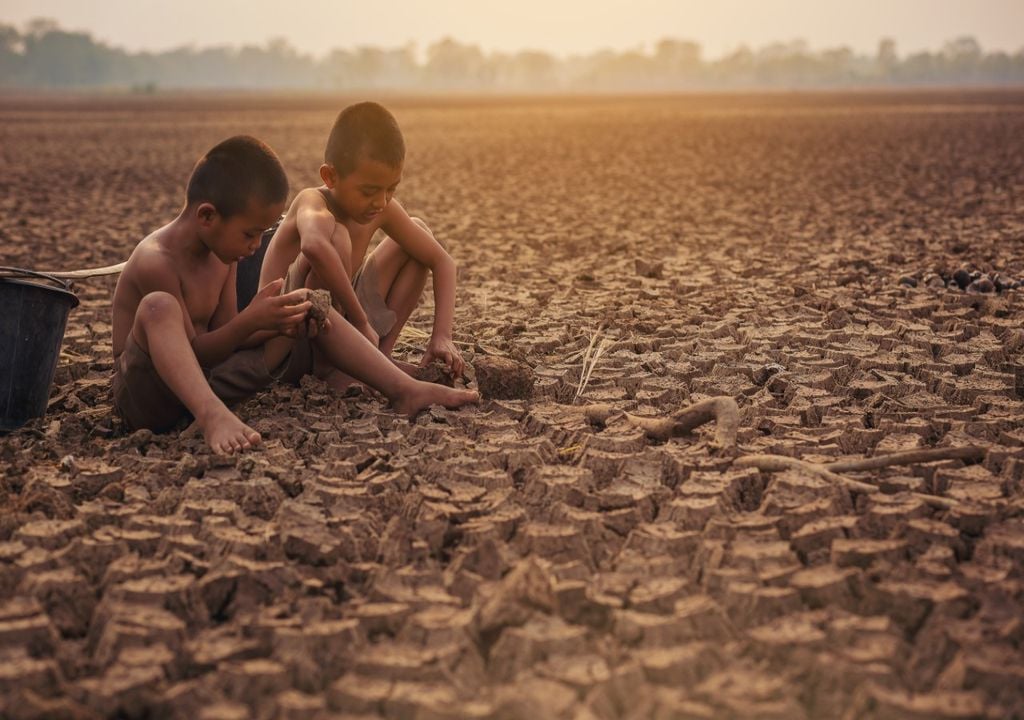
[{"left": 300, "top": 234, "right": 330, "bottom": 260}]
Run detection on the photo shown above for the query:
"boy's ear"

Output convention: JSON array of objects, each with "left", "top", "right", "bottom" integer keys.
[
  {"left": 195, "top": 202, "right": 219, "bottom": 226},
  {"left": 319, "top": 164, "right": 337, "bottom": 188}
]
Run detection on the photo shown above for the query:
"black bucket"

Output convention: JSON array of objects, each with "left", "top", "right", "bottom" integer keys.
[
  {"left": 0, "top": 267, "right": 79, "bottom": 432},
  {"left": 236, "top": 216, "right": 282, "bottom": 312}
]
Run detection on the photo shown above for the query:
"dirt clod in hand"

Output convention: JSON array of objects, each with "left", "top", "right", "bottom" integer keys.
[
  {"left": 474, "top": 356, "right": 535, "bottom": 400},
  {"left": 306, "top": 289, "right": 332, "bottom": 331}
]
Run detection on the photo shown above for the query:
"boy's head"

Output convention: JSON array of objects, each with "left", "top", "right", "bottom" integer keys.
[
  {"left": 186, "top": 135, "right": 288, "bottom": 262},
  {"left": 320, "top": 102, "right": 405, "bottom": 224}
]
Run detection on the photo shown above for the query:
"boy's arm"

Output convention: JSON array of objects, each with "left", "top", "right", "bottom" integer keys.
[
  {"left": 195, "top": 264, "right": 312, "bottom": 367},
  {"left": 134, "top": 255, "right": 310, "bottom": 368},
  {"left": 380, "top": 201, "right": 462, "bottom": 373},
  {"left": 296, "top": 191, "right": 377, "bottom": 344},
  {"left": 190, "top": 263, "right": 254, "bottom": 365}
]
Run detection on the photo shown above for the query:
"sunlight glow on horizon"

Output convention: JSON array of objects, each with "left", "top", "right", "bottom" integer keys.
[{"left": 2, "top": 0, "right": 1023, "bottom": 60}]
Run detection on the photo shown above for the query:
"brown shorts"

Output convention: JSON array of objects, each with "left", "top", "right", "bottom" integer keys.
[
  {"left": 113, "top": 335, "right": 260, "bottom": 432},
  {"left": 112, "top": 264, "right": 315, "bottom": 432}
]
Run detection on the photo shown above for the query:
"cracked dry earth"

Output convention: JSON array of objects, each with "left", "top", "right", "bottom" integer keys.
[{"left": 1, "top": 92, "right": 1024, "bottom": 719}]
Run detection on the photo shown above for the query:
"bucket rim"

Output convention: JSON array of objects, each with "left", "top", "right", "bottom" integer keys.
[{"left": 0, "top": 269, "right": 79, "bottom": 309}]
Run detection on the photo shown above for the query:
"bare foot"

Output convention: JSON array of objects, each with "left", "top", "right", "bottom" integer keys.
[
  {"left": 198, "top": 406, "right": 261, "bottom": 454},
  {"left": 393, "top": 380, "right": 480, "bottom": 418}
]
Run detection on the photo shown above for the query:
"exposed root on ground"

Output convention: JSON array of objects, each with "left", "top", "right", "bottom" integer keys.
[
  {"left": 824, "top": 445, "right": 985, "bottom": 472},
  {"left": 733, "top": 448, "right": 977, "bottom": 509},
  {"left": 583, "top": 396, "right": 740, "bottom": 449}
]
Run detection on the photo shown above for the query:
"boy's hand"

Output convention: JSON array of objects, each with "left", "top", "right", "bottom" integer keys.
[
  {"left": 355, "top": 319, "right": 379, "bottom": 348},
  {"left": 422, "top": 336, "right": 465, "bottom": 377},
  {"left": 246, "top": 279, "right": 312, "bottom": 336},
  {"left": 300, "top": 314, "right": 329, "bottom": 339}
]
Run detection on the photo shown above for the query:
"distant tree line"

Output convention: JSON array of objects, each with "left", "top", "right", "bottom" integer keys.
[{"left": 1, "top": 18, "right": 1023, "bottom": 91}]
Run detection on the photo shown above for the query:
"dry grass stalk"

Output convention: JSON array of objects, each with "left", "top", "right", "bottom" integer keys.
[{"left": 573, "top": 332, "right": 612, "bottom": 403}]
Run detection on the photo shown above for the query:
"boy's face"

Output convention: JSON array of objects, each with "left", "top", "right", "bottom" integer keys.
[
  {"left": 321, "top": 154, "right": 403, "bottom": 224},
  {"left": 197, "top": 198, "right": 285, "bottom": 264}
]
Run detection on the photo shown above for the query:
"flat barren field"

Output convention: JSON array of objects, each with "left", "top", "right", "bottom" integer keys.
[{"left": 1, "top": 91, "right": 1024, "bottom": 719}]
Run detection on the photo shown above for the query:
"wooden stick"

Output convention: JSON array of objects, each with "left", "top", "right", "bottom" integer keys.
[
  {"left": 825, "top": 446, "right": 984, "bottom": 472},
  {"left": 41, "top": 261, "right": 128, "bottom": 280},
  {"left": 0, "top": 261, "right": 127, "bottom": 281},
  {"left": 671, "top": 396, "right": 740, "bottom": 449},
  {"left": 734, "top": 455, "right": 881, "bottom": 494},
  {"left": 734, "top": 453, "right": 960, "bottom": 509},
  {"left": 583, "top": 396, "right": 740, "bottom": 450}
]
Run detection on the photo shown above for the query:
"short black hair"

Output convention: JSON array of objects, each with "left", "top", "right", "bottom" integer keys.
[
  {"left": 324, "top": 102, "right": 405, "bottom": 176},
  {"left": 186, "top": 135, "right": 288, "bottom": 218}
]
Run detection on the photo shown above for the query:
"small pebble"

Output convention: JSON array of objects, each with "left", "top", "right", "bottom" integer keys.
[
  {"left": 924, "top": 274, "right": 945, "bottom": 289},
  {"left": 967, "top": 277, "right": 995, "bottom": 294},
  {"left": 635, "top": 258, "right": 664, "bottom": 279},
  {"left": 952, "top": 269, "right": 972, "bottom": 289},
  {"left": 993, "top": 275, "right": 1014, "bottom": 293},
  {"left": 898, "top": 276, "right": 918, "bottom": 288}
]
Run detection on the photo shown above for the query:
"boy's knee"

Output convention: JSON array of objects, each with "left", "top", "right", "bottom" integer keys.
[
  {"left": 411, "top": 216, "right": 447, "bottom": 251},
  {"left": 136, "top": 291, "right": 182, "bottom": 324}
]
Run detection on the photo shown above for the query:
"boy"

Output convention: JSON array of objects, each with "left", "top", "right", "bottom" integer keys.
[
  {"left": 112, "top": 135, "right": 477, "bottom": 454},
  {"left": 259, "top": 102, "right": 464, "bottom": 387}
]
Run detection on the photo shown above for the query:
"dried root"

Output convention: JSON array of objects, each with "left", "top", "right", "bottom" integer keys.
[
  {"left": 583, "top": 396, "right": 740, "bottom": 450},
  {"left": 733, "top": 447, "right": 980, "bottom": 509},
  {"left": 824, "top": 446, "right": 984, "bottom": 472}
]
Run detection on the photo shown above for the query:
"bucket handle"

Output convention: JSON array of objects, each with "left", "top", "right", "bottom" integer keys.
[{"left": 0, "top": 266, "right": 75, "bottom": 292}]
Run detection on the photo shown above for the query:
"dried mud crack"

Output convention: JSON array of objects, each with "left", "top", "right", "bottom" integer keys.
[{"left": 1, "top": 92, "right": 1024, "bottom": 719}]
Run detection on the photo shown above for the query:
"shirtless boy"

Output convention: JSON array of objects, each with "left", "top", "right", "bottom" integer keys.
[
  {"left": 260, "top": 102, "right": 465, "bottom": 385},
  {"left": 112, "top": 136, "right": 477, "bottom": 454}
]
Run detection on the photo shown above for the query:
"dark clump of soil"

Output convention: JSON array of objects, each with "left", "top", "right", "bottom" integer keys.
[
  {"left": 473, "top": 356, "right": 535, "bottom": 400},
  {"left": 306, "top": 288, "right": 332, "bottom": 331}
]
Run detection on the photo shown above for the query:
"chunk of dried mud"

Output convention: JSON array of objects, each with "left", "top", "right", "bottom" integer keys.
[
  {"left": 307, "top": 289, "right": 332, "bottom": 331},
  {"left": 414, "top": 361, "right": 455, "bottom": 387},
  {"left": 474, "top": 356, "right": 534, "bottom": 400}
]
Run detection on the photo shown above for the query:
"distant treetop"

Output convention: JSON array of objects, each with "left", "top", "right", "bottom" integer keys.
[{"left": 1, "top": 19, "right": 1022, "bottom": 90}]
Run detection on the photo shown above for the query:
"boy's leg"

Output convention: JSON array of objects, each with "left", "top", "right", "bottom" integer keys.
[
  {"left": 131, "top": 291, "right": 261, "bottom": 453},
  {"left": 364, "top": 217, "right": 438, "bottom": 356},
  {"left": 312, "top": 305, "right": 478, "bottom": 415}
]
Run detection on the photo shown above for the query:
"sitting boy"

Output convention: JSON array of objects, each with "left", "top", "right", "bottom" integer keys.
[
  {"left": 259, "top": 101, "right": 465, "bottom": 386},
  {"left": 112, "top": 135, "right": 478, "bottom": 454}
]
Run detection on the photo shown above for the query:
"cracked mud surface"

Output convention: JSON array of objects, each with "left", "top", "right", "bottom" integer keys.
[{"left": 1, "top": 92, "right": 1024, "bottom": 719}]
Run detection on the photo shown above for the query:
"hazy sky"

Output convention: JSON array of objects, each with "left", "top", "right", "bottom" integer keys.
[{"left": 3, "top": 0, "right": 1023, "bottom": 58}]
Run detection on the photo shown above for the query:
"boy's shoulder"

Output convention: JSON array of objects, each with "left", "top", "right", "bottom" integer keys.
[
  {"left": 121, "top": 227, "right": 189, "bottom": 295},
  {"left": 125, "top": 230, "right": 171, "bottom": 276},
  {"left": 292, "top": 186, "right": 331, "bottom": 209}
]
